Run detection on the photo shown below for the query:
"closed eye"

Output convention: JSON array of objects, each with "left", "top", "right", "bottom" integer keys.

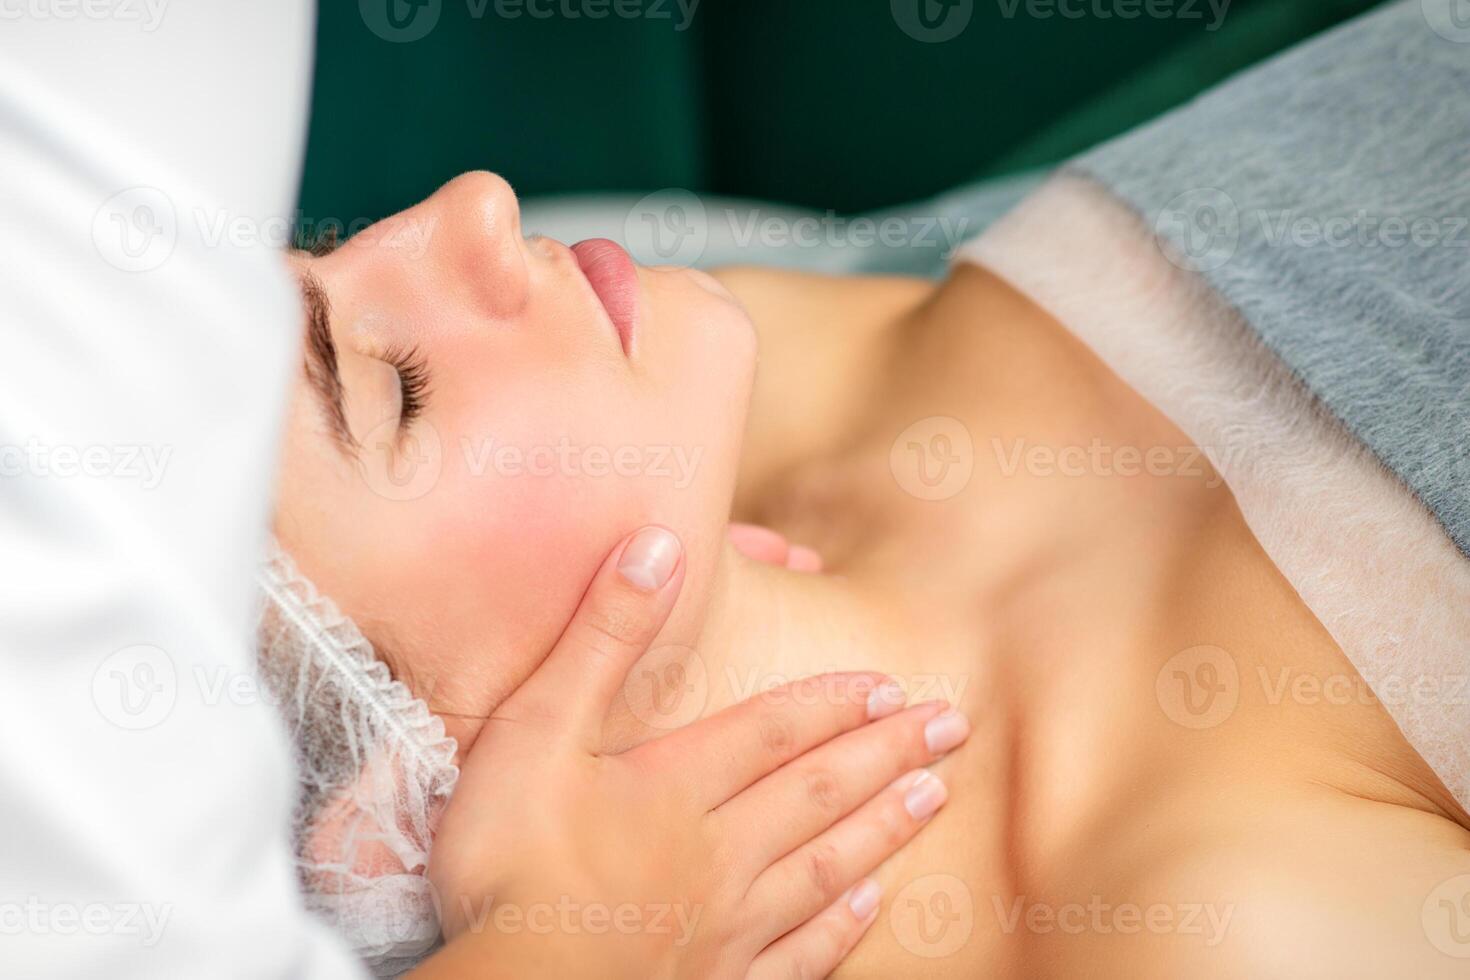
[{"left": 382, "top": 345, "right": 430, "bottom": 430}]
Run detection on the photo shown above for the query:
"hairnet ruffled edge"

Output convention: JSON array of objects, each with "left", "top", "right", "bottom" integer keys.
[{"left": 256, "top": 539, "right": 460, "bottom": 794}]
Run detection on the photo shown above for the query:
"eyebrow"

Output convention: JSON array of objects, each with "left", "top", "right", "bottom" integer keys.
[{"left": 298, "top": 268, "right": 359, "bottom": 455}]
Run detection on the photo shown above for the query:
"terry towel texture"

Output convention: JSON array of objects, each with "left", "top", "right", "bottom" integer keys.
[{"left": 959, "top": 1, "right": 1470, "bottom": 806}]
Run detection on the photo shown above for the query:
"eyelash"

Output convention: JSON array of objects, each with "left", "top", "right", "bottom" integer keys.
[{"left": 383, "top": 345, "right": 430, "bottom": 430}]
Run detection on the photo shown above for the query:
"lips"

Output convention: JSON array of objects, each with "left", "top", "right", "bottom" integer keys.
[{"left": 571, "top": 238, "right": 639, "bottom": 354}]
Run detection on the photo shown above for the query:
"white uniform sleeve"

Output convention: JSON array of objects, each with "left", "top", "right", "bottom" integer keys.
[{"left": 0, "top": 4, "right": 365, "bottom": 976}]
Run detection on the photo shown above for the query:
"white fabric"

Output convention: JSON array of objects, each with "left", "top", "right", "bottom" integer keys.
[
  {"left": 0, "top": 6, "right": 365, "bottom": 977},
  {"left": 957, "top": 174, "right": 1470, "bottom": 809}
]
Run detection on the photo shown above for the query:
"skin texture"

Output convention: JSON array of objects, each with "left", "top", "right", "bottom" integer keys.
[{"left": 278, "top": 173, "right": 1470, "bottom": 978}]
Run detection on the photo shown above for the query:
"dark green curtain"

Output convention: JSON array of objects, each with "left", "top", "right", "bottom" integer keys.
[{"left": 298, "top": 0, "right": 1384, "bottom": 224}]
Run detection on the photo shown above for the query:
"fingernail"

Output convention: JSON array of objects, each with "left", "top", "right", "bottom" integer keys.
[
  {"left": 848, "top": 878, "right": 882, "bottom": 920},
  {"left": 924, "top": 709, "right": 970, "bottom": 755},
  {"left": 617, "top": 527, "right": 681, "bottom": 591},
  {"left": 867, "top": 680, "right": 906, "bottom": 720},
  {"left": 903, "top": 770, "right": 948, "bottom": 821}
]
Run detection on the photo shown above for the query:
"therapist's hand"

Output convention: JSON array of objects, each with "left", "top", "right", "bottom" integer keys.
[{"left": 420, "top": 526, "right": 967, "bottom": 980}]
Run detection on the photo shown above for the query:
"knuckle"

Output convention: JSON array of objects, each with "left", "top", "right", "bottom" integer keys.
[
  {"left": 782, "top": 950, "right": 823, "bottom": 980},
  {"left": 759, "top": 710, "right": 797, "bottom": 757},
  {"left": 877, "top": 799, "right": 911, "bottom": 848},
  {"left": 574, "top": 599, "right": 647, "bottom": 654},
  {"left": 803, "top": 769, "right": 843, "bottom": 813},
  {"left": 852, "top": 714, "right": 930, "bottom": 777},
  {"left": 817, "top": 912, "right": 852, "bottom": 957},
  {"left": 898, "top": 713, "right": 934, "bottom": 761},
  {"left": 803, "top": 841, "right": 844, "bottom": 900}
]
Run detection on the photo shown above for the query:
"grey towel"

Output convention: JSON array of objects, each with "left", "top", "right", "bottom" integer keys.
[{"left": 1070, "top": 0, "right": 1470, "bottom": 557}]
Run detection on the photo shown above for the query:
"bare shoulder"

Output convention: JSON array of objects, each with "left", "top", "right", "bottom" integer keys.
[{"left": 1045, "top": 789, "right": 1470, "bottom": 979}]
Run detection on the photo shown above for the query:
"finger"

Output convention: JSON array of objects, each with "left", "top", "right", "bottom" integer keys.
[
  {"left": 747, "top": 769, "right": 946, "bottom": 940},
  {"left": 633, "top": 672, "right": 909, "bottom": 809},
  {"left": 728, "top": 523, "right": 790, "bottom": 566},
  {"left": 715, "top": 702, "right": 966, "bottom": 870},
  {"left": 727, "top": 523, "right": 824, "bottom": 574},
  {"left": 746, "top": 879, "right": 882, "bottom": 980},
  {"left": 785, "top": 544, "right": 823, "bottom": 573},
  {"left": 501, "top": 526, "right": 684, "bottom": 747}
]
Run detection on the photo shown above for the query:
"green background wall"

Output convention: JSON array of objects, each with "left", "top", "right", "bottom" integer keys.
[{"left": 298, "top": 0, "right": 1383, "bottom": 224}]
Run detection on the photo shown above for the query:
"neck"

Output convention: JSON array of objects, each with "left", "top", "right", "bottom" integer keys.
[
  {"left": 603, "top": 544, "right": 912, "bottom": 751},
  {"left": 703, "top": 548, "right": 903, "bottom": 700}
]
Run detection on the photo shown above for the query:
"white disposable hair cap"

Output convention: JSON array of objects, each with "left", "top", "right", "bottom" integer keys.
[{"left": 254, "top": 541, "right": 459, "bottom": 976}]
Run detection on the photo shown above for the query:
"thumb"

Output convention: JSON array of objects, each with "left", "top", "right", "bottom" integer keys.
[{"left": 503, "top": 525, "right": 684, "bottom": 749}]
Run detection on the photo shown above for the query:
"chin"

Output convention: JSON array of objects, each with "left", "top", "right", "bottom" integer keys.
[
  {"left": 644, "top": 275, "right": 758, "bottom": 377},
  {"left": 646, "top": 263, "right": 745, "bottom": 313},
  {"left": 680, "top": 266, "right": 741, "bottom": 303}
]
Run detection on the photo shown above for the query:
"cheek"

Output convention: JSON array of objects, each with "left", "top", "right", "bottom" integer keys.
[
  {"left": 442, "top": 469, "right": 629, "bottom": 600},
  {"left": 402, "top": 424, "right": 650, "bottom": 711}
]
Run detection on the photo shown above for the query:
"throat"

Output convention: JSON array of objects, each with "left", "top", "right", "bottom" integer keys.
[
  {"left": 693, "top": 550, "right": 928, "bottom": 719},
  {"left": 601, "top": 540, "right": 969, "bottom": 754}
]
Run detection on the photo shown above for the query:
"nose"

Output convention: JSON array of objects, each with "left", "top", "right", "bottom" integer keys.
[{"left": 420, "top": 171, "right": 530, "bottom": 318}]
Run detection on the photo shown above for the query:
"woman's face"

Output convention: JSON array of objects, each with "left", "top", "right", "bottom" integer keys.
[{"left": 273, "top": 172, "right": 756, "bottom": 738}]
